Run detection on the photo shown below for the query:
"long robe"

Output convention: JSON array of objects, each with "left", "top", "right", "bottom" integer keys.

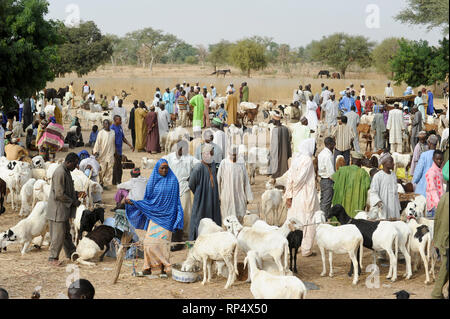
[
  {"left": 163, "top": 91, "right": 175, "bottom": 114},
  {"left": 242, "top": 86, "right": 249, "bottom": 102},
  {"left": 410, "top": 142, "right": 428, "bottom": 176},
  {"left": 189, "top": 94, "right": 204, "bottom": 130},
  {"left": 332, "top": 165, "right": 371, "bottom": 217},
  {"left": 285, "top": 153, "right": 319, "bottom": 255},
  {"left": 412, "top": 150, "right": 435, "bottom": 197},
  {"left": 268, "top": 125, "right": 292, "bottom": 178},
  {"left": 427, "top": 91, "right": 435, "bottom": 115},
  {"left": 145, "top": 111, "right": 160, "bottom": 153},
  {"left": 291, "top": 123, "right": 311, "bottom": 153},
  {"left": 410, "top": 111, "right": 423, "bottom": 150},
  {"left": 369, "top": 171, "right": 401, "bottom": 219},
  {"left": 226, "top": 95, "right": 238, "bottom": 126},
  {"left": 23, "top": 98, "right": 33, "bottom": 129},
  {"left": 188, "top": 161, "right": 221, "bottom": 241},
  {"left": 324, "top": 99, "right": 339, "bottom": 127},
  {"left": 386, "top": 109, "right": 404, "bottom": 144},
  {"left": 134, "top": 108, "right": 147, "bottom": 151},
  {"left": 346, "top": 111, "right": 360, "bottom": 152},
  {"left": 372, "top": 113, "right": 386, "bottom": 152},
  {"left": 217, "top": 158, "right": 253, "bottom": 220},
  {"left": 305, "top": 100, "right": 318, "bottom": 131}
]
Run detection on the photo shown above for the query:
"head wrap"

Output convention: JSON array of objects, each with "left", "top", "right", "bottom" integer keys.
[
  {"left": 351, "top": 151, "right": 365, "bottom": 160},
  {"left": 427, "top": 134, "right": 438, "bottom": 145},
  {"left": 49, "top": 116, "right": 56, "bottom": 124},
  {"left": 443, "top": 160, "right": 449, "bottom": 182},
  {"left": 296, "top": 138, "right": 316, "bottom": 158},
  {"left": 77, "top": 150, "right": 90, "bottom": 161},
  {"left": 131, "top": 167, "right": 141, "bottom": 177},
  {"left": 212, "top": 117, "right": 222, "bottom": 126},
  {"left": 418, "top": 130, "right": 427, "bottom": 136},
  {"left": 379, "top": 152, "right": 393, "bottom": 166},
  {"left": 125, "top": 159, "right": 183, "bottom": 232},
  {"left": 201, "top": 143, "right": 214, "bottom": 162}
]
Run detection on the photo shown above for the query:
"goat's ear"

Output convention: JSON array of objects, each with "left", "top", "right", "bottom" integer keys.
[
  {"left": 7, "top": 229, "right": 13, "bottom": 237},
  {"left": 243, "top": 257, "right": 247, "bottom": 270}
]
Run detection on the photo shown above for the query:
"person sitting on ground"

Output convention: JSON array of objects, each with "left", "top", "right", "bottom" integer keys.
[
  {"left": 70, "top": 117, "right": 81, "bottom": 129},
  {"left": 5, "top": 137, "right": 30, "bottom": 162},
  {"left": 68, "top": 279, "right": 95, "bottom": 299},
  {"left": 112, "top": 168, "right": 147, "bottom": 212},
  {"left": 0, "top": 288, "right": 9, "bottom": 299},
  {"left": 86, "top": 125, "right": 98, "bottom": 147},
  {"left": 215, "top": 103, "right": 228, "bottom": 122},
  {"left": 65, "top": 125, "right": 84, "bottom": 149}
]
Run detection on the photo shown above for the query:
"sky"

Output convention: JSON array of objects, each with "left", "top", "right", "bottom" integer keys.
[{"left": 45, "top": 0, "right": 446, "bottom": 48}]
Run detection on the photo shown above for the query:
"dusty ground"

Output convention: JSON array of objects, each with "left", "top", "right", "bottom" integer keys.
[{"left": 0, "top": 68, "right": 447, "bottom": 299}]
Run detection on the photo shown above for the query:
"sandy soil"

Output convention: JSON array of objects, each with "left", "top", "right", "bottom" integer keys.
[{"left": 0, "top": 70, "right": 447, "bottom": 299}]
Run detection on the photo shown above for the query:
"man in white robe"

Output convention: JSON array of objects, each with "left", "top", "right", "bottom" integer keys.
[
  {"left": 323, "top": 94, "right": 339, "bottom": 135},
  {"left": 369, "top": 153, "right": 401, "bottom": 219},
  {"left": 112, "top": 99, "right": 128, "bottom": 127},
  {"left": 285, "top": 139, "right": 319, "bottom": 257},
  {"left": 164, "top": 140, "right": 200, "bottom": 239},
  {"left": 384, "top": 82, "right": 394, "bottom": 97},
  {"left": 217, "top": 146, "right": 253, "bottom": 222},
  {"left": 156, "top": 104, "right": 170, "bottom": 146},
  {"left": 346, "top": 106, "right": 360, "bottom": 152},
  {"left": 291, "top": 117, "right": 311, "bottom": 153},
  {"left": 386, "top": 103, "right": 405, "bottom": 153},
  {"left": 93, "top": 119, "right": 116, "bottom": 189},
  {"left": 211, "top": 117, "right": 226, "bottom": 155},
  {"left": 305, "top": 95, "right": 318, "bottom": 133}
]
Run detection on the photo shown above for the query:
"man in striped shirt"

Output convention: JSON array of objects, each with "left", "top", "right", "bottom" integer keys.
[
  {"left": 331, "top": 115, "right": 355, "bottom": 167},
  {"left": 177, "top": 90, "right": 189, "bottom": 127}
]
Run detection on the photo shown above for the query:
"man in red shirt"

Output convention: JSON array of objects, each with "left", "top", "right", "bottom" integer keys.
[{"left": 355, "top": 96, "right": 362, "bottom": 116}]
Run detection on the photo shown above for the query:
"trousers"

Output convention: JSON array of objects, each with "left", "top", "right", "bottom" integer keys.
[{"left": 48, "top": 220, "right": 76, "bottom": 261}]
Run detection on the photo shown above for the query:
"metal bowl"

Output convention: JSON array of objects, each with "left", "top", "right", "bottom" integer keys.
[{"left": 171, "top": 263, "right": 200, "bottom": 283}]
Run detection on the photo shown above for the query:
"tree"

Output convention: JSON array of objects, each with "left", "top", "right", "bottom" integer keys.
[
  {"left": 0, "top": 0, "right": 61, "bottom": 112},
  {"left": 230, "top": 39, "right": 268, "bottom": 77},
  {"left": 395, "top": 0, "right": 449, "bottom": 35},
  {"left": 372, "top": 37, "right": 401, "bottom": 78},
  {"left": 196, "top": 44, "right": 208, "bottom": 66},
  {"left": 55, "top": 21, "right": 113, "bottom": 77},
  {"left": 207, "top": 40, "right": 232, "bottom": 71},
  {"left": 309, "top": 33, "right": 375, "bottom": 78},
  {"left": 166, "top": 42, "right": 198, "bottom": 64},
  {"left": 426, "top": 38, "right": 449, "bottom": 87},
  {"left": 391, "top": 39, "right": 434, "bottom": 87},
  {"left": 127, "top": 28, "right": 179, "bottom": 72}
]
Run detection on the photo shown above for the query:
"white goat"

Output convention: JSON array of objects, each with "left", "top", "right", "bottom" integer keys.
[
  {"left": 0, "top": 202, "right": 48, "bottom": 255},
  {"left": 142, "top": 157, "right": 157, "bottom": 170},
  {"left": 181, "top": 231, "right": 238, "bottom": 289},
  {"left": 244, "top": 250, "right": 307, "bottom": 299},
  {"left": 19, "top": 178, "right": 36, "bottom": 217},
  {"left": 313, "top": 211, "right": 364, "bottom": 285}
]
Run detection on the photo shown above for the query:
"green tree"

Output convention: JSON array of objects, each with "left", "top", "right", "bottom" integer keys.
[
  {"left": 390, "top": 39, "right": 435, "bottom": 87},
  {"left": 207, "top": 40, "right": 232, "bottom": 71},
  {"left": 230, "top": 39, "right": 268, "bottom": 77},
  {"left": 310, "top": 33, "right": 374, "bottom": 78},
  {"left": 395, "top": 0, "right": 449, "bottom": 35},
  {"left": 166, "top": 42, "right": 198, "bottom": 64},
  {"left": 426, "top": 38, "right": 449, "bottom": 87},
  {"left": 371, "top": 37, "right": 401, "bottom": 78},
  {"left": 0, "top": 0, "right": 61, "bottom": 112},
  {"left": 55, "top": 21, "right": 113, "bottom": 77}
]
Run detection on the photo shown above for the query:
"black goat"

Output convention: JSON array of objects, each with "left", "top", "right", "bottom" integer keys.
[
  {"left": 78, "top": 208, "right": 105, "bottom": 244},
  {"left": 287, "top": 230, "right": 303, "bottom": 273},
  {"left": 328, "top": 204, "right": 381, "bottom": 277},
  {"left": 84, "top": 225, "right": 115, "bottom": 262}
]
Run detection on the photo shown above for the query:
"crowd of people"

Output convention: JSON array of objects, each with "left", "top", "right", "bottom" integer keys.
[{"left": 0, "top": 77, "right": 448, "bottom": 299}]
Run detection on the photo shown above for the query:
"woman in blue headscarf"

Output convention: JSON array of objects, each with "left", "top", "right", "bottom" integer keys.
[{"left": 125, "top": 159, "right": 183, "bottom": 277}]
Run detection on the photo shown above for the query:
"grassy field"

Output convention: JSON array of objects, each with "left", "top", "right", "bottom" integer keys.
[{"left": 49, "top": 64, "right": 415, "bottom": 105}]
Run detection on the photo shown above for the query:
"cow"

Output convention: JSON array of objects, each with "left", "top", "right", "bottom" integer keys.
[
  {"left": 44, "top": 87, "right": 68, "bottom": 104},
  {"left": 332, "top": 72, "right": 341, "bottom": 79},
  {"left": 317, "top": 70, "right": 330, "bottom": 78}
]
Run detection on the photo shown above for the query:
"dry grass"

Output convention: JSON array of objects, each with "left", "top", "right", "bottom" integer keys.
[{"left": 49, "top": 64, "right": 410, "bottom": 105}]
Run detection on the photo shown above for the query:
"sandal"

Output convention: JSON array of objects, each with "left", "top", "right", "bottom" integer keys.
[
  {"left": 134, "top": 270, "right": 152, "bottom": 277},
  {"left": 159, "top": 273, "right": 168, "bottom": 279}
]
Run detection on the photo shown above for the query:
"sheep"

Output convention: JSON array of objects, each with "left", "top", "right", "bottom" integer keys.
[
  {"left": 71, "top": 225, "right": 115, "bottom": 267},
  {"left": 260, "top": 186, "right": 284, "bottom": 225},
  {"left": 287, "top": 230, "right": 303, "bottom": 273},
  {"left": 223, "top": 216, "right": 291, "bottom": 277},
  {"left": 402, "top": 195, "right": 427, "bottom": 218},
  {"left": 417, "top": 217, "right": 437, "bottom": 278},
  {"left": 45, "top": 163, "right": 60, "bottom": 180},
  {"left": 247, "top": 147, "right": 270, "bottom": 184},
  {"left": 198, "top": 218, "right": 224, "bottom": 236},
  {"left": 242, "top": 211, "right": 260, "bottom": 227},
  {"left": 405, "top": 213, "right": 435, "bottom": 284},
  {"left": 244, "top": 250, "right": 307, "bottom": 299},
  {"left": 31, "top": 156, "right": 45, "bottom": 169},
  {"left": 313, "top": 210, "right": 364, "bottom": 285},
  {"left": 0, "top": 202, "right": 48, "bottom": 255},
  {"left": 164, "top": 127, "right": 190, "bottom": 154},
  {"left": 392, "top": 152, "right": 411, "bottom": 179},
  {"left": 31, "top": 168, "right": 47, "bottom": 181},
  {"left": 355, "top": 211, "right": 413, "bottom": 280},
  {"left": 74, "top": 205, "right": 105, "bottom": 245},
  {"left": 141, "top": 157, "right": 157, "bottom": 170},
  {"left": 19, "top": 178, "right": 37, "bottom": 217},
  {"left": 328, "top": 205, "right": 399, "bottom": 282},
  {"left": 360, "top": 114, "right": 374, "bottom": 125},
  {"left": 32, "top": 179, "right": 51, "bottom": 208},
  {"left": 335, "top": 154, "right": 346, "bottom": 170},
  {"left": 181, "top": 231, "right": 238, "bottom": 289},
  {"left": 76, "top": 109, "right": 103, "bottom": 127}
]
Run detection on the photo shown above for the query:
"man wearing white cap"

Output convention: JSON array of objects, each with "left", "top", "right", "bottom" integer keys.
[
  {"left": 386, "top": 103, "right": 405, "bottom": 153},
  {"left": 210, "top": 85, "right": 217, "bottom": 100},
  {"left": 385, "top": 82, "right": 394, "bottom": 97},
  {"left": 268, "top": 110, "right": 292, "bottom": 178}
]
